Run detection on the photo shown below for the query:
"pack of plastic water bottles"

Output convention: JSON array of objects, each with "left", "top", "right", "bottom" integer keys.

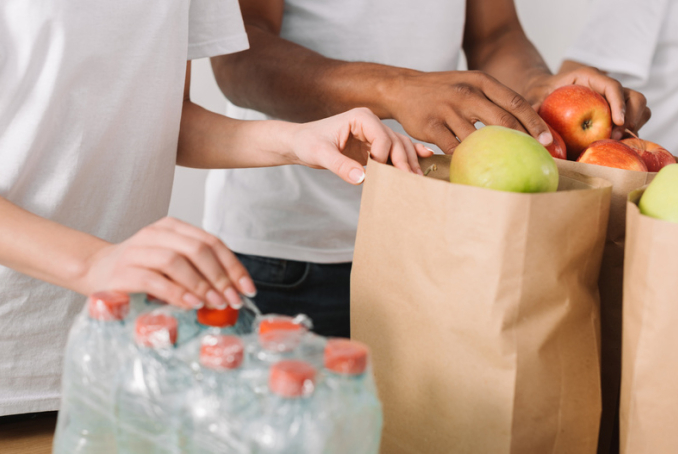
[{"left": 53, "top": 291, "right": 382, "bottom": 454}]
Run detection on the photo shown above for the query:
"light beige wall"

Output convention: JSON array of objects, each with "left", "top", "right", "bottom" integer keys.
[{"left": 168, "top": 0, "right": 590, "bottom": 226}]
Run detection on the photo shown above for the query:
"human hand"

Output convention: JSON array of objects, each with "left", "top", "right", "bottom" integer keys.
[
  {"left": 289, "top": 107, "right": 434, "bottom": 184},
  {"left": 81, "top": 217, "right": 256, "bottom": 310},
  {"left": 384, "top": 70, "right": 554, "bottom": 154},
  {"left": 530, "top": 60, "right": 651, "bottom": 141}
]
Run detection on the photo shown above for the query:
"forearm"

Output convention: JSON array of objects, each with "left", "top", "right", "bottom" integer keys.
[
  {"left": 210, "top": 25, "right": 416, "bottom": 122},
  {"left": 463, "top": 1, "right": 550, "bottom": 103},
  {"left": 0, "top": 197, "right": 109, "bottom": 294},
  {"left": 177, "top": 99, "right": 303, "bottom": 168}
]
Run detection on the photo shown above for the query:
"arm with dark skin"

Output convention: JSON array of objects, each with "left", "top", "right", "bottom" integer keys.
[
  {"left": 212, "top": 0, "right": 649, "bottom": 152},
  {"left": 465, "top": 1, "right": 650, "bottom": 139}
]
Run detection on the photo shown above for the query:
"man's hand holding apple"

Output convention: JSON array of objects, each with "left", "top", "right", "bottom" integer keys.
[{"left": 527, "top": 61, "right": 652, "bottom": 141}]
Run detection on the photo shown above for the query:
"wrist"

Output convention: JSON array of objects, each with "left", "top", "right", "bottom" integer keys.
[
  {"left": 372, "top": 66, "right": 422, "bottom": 120},
  {"left": 276, "top": 120, "right": 306, "bottom": 166},
  {"left": 67, "top": 236, "right": 112, "bottom": 296},
  {"left": 523, "top": 69, "right": 553, "bottom": 106}
]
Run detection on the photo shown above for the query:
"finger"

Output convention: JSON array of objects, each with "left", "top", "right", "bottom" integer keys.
[
  {"left": 155, "top": 218, "right": 256, "bottom": 304},
  {"left": 623, "top": 88, "right": 649, "bottom": 133},
  {"left": 139, "top": 223, "right": 244, "bottom": 308},
  {"left": 414, "top": 143, "right": 435, "bottom": 158},
  {"left": 443, "top": 112, "right": 478, "bottom": 143},
  {"left": 478, "top": 76, "right": 552, "bottom": 145},
  {"left": 309, "top": 142, "right": 367, "bottom": 185},
  {"left": 585, "top": 75, "right": 626, "bottom": 126},
  {"left": 114, "top": 268, "right": 200, "bottom": 310},
  {"left": 382, "top": 131, "right": 413, "bottom": 174},
  {"left": 395, "top": 132, "right": 424, "bottom": 175},
  {"left": 426, "top": 121, "right": 461, "bottom": 154},
  {"left": 345, "top": 108, "right": 394, "bottom": 165},
  {"left": 126, "top": 246, "right": 229, "bottom": 310}
]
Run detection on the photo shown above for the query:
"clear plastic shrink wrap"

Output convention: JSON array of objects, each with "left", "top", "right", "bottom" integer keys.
[
  {"left": 55, "top": 296, "right": 383, "bottom": 454},
  {"left": 188, "top": 334, "right": 255, "bottom": 454},
  {"left": 53, "top": 291, "right": 131, "bottom": 454},
  {"left": 115, "top": 311, "right": 193, "bottom": 453}
]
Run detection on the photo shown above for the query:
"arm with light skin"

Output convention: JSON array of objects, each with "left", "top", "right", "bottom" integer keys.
[
  {"left": 211, "top": 0, "right": 650, "bottom": 152},
  {"left": 0, "top": 61, "right": 428, "bottom": 311},
  {"left": 178, "top": 62, "right": 431, "bottom": 177}
]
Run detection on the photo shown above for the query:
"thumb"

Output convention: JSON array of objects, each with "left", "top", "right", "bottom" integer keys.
[{"left": 315, "top": 143, "right": 366, "bottom": 185}]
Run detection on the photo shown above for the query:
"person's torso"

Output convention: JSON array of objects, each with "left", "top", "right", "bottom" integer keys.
[
  {"left": 0, "top": 0, "right": 190, "bottom": 415},
  {"left": 205, "top": 0, "right": 467, "bottom": 263},
  {"left": 620, "top": 0, "right": 678, "bottom": 153}
]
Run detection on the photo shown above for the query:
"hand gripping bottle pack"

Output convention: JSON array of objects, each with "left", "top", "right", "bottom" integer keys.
[
  {"left": 321, "top": 339, "right": 383, "bottom": 454},
  {"left": 246, "top": 360, "right": 332, "bottom": 453},
  {"left": 188, "top": 335, "right": 256, "bottom": 454},
  {"left": 53, "top": 292, "right": 131, "bottom": 454},
  {"left": 115, "top": 312, "right": 193, "bottom": 454}
]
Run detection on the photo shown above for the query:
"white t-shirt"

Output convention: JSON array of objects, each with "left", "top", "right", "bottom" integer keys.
[
  {"left": 565, "top": 0, "right": 678, "bottom": 152},
  {"left": 0, "top": 0, "right": 247, "bottom": 416},
  {"left": 204, "top": 0, "right": 467, "bottom": 263}
]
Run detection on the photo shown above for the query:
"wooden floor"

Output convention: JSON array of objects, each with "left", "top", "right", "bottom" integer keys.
[{"left": 0, "top": 412, "right": 56, "bottom": 454}]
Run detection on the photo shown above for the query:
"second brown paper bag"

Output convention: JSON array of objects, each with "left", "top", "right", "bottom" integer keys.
[
  {"left": 556, "top": 160, "right": 656, "bottom": 454},
  {"left": 352, "top": 156, "right": 612, "bottom": 454},
  {"left": 619, "top": 190, "right": 678, "bottom": 454}
]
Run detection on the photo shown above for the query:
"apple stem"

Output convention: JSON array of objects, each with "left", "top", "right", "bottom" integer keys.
[{"left": 424, "top": 164, "right": 437, "bottom": 176}]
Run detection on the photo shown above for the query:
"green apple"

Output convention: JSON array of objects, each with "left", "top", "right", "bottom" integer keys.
[
  {"left": 449, "top": 126, "right": 559, "bottom": 193},
  {"left": 639, "top": 164, "right": 678, "bottom": 223}
]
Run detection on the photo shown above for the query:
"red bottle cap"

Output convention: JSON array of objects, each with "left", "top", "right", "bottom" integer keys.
[
  {"left": 258, "top": 316, "right": 303, "bottom": 334},
  {"left": 258, "top": 316, "right": 306, "bottom": 352},
  {"left": 200, "top": 335, "right": 244, "bottom": 370},
  {"left": 87, "top": 291, "right": 130, "bottom": 321},
  {"left": 269, "top": 360, "right": 316, "bottom": 398},
  {"left": 135, "top": 313, "right": 178, "bottom": 348},
  {"left": 197, "top": 306, "right": 239, "bottom": 328},
  {"left": 324, "top": 339, "right": 369, "bottom": 375}
]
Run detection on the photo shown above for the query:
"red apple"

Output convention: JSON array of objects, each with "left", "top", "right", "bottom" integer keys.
[
  {"left": 545, "top": 124, "right": 567, "bottom": 160},
  {"left": 539, "top": 85, "right": 612, "bottom": 160},
  {"left": 577, "top": 139, "right": 647, "bottom": 172},
  {"left": 621, "top": 138, "right": 676, "bottom": 172}
]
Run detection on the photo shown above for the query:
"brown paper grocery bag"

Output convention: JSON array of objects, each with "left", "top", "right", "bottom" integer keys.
[
  {"left": 556, "top": 160, "right": 656, "bottom": 454},
  {"left": 352, "top": 156, "right": 612, "bottom": 454},
  {"left": 619, "top": 191, "right": 678, "bottom": 454}
]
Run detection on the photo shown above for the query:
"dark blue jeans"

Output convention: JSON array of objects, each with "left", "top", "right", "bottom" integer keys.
[{"left": 235, "top": 253, "right": 351, "bottom": 338}]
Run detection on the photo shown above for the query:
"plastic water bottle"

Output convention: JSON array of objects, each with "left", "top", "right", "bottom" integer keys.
[
  {"left": 115, "top": 312, "right": 193, "bottom": 453},
  {"left": 144, "top": 294, "right": 201, "bottom": 345},
  {"left": 249, "top": 314, "right": 318, "bottom": 366},
  {"left": 188, "top": 335, "right": 256, "bottom": 453},
  {"left": 178, "top": 305, "right": 244, "bottom": 367},
  {"left": 321, "top": 339, "right": 383, "bottom": 454},
  {"left": 246, "top": 360, "right": 331, "bottom": 453},
  {"left": 53, "top": 292, "right": 131, "bottom": 454}
]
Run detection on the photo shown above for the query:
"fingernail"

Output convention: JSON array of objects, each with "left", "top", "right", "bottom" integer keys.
[
  {"left": 611, "top": 129, "right": 623, "bottom": 140},
  {"left": 425, "top": 147, "right": 435, "bottom": 154},
  {"left": 206, "top": 289, "right": 227, "bottom": 309},
  {"left": 349, "top": 168, "right": 365, "bottom": 184},
  {"left": 182, "top": 293, "right": 204, "bottom": 309},
  {"left": 538, "top": 132, "right": 553, "bottom": 146},
  {"left": 416, "top": 168, "right": 424, "bottom": 176},
  {"left": 239, "top": 277, "right": 257, "bottom": 297},
  {"left": 224, "top": 287, "right": 243, "bottom": 309}
]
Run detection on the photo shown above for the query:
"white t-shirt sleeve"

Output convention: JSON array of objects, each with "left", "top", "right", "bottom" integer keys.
[
  {"left": 564, "top": 0, "right": 669, "bottom": 83},
  {"left": 187, "top": 0, "right": 249, "bottom": 60}
]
